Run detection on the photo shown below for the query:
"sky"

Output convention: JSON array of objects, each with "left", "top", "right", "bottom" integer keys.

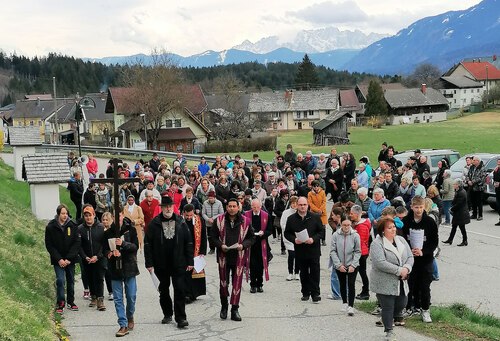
[{"left": 1, "top": 0, "right": 481, "bottom": 58}]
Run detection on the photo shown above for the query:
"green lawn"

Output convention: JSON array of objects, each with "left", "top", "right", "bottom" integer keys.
[
  {"left": 0, "top": 159, "right": 72, "bottom": 341},
  {"left": 232, "top": 111, "right": 500, "bottom": 164}
]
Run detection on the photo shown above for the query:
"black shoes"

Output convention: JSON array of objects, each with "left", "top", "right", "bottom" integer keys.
[
  {"left": 495, "top": 221, "right": 500, "bottom": 226},
  {"left": 312, "top": 296, "right": 321, "bottom": 303},
  {"left": 161, "top": 316, "right": 172, "bottom": 324},
  {"left": 250, "top": 287, "right": 257, "bottom": 293},
  {"left": 208, "top": 249, "right": 215, "bottom": 255},
  {"left": 470, "top": 215, "right": 477, "bottom": 219},
  {"left": 442, "top": 240, "right": 452, "bottom": 245},
  {"left": 281, "top": 250, "right": 286, "bottom": 255},
  {"left": 321, "top": 241, "right": 327, "bottom": 246},
  {"left": 257, "top": 287, "right": 263, "bottom": 293},
  {"left": 477, "top": 216, "right": 483, "bottom": 221},
  {"left": 231, "top": 310, "right": 242, "bottom": 321},
  {"left": 457, "top": 241, "right": 468, "bottom": 247},
  {"left": 220, "top": 306, "right": 228, "bottom": 320},
  {"left": 301, "top": 295, "right": 310, "bottom": 301},
  {"left": 355, "top": 293, "right": 370, "bottom": 300},
  {"left": 177, "top": 320, "right": 189, "bottom": 329}
]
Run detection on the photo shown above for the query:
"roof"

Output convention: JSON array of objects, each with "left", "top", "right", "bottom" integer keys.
[
  {"left": 248, "top": 89, "right": 338, "bottom": 113},
  {"left": 24, "top": 94, "right": 53, "bottom": 101},
  {"left": 10, "top": 99, "right": 73, "bottom": 120},
  {"left": 356, "top": 83, "right": 406, "bottom": 100},
  {"left": 23, "top": 153, "right": 71, "bottom": 184},
  {"left": 461, "top": 61, "right": 500, "bottom": 81},
  {"left": 384, "top": 88, "right": 449, "bottom": 109},
  {"left": 8, "top": 126, "right": 42, "bottom": 146},
  {"left": 183, "top": 84, "right": 207, "bottom": 114},
  {"left": 105, "top": 87, "right": 137, "bottom": 114},
  {"left": 440, "top": 76, "right": 484, "bottom": 89},
  {"left": 312, "top": 111, "right": 352, "bottom": 130},
  {"left": 339, "top": 89, "right": 361, "bottom": 110},
  {"left": 0, "top": 104, "right": 15, "bottom": 121},
  {"left": 118, "top": 116, "right": 142, "bottom": 132},
  {"left": 206, "top": 93, "right": 251, "bottom": 113},
  {"left": 53, "top": 93, "right": 114, "bottom": 123},
  {"left": 138, "top": 127, "right": 197, "bottom": 141}
]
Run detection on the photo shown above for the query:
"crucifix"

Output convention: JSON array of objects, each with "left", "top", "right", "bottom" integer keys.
[{"left": 90, "top": 158, "right": 141, "bottom": 237}]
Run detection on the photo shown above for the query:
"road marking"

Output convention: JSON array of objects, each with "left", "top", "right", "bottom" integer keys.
[{"left": 441, "top": 225, "right": 500, "bottom": 240}]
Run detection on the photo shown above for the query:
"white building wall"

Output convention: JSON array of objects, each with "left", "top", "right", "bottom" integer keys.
[
  {"left": 13, "top": 146, "right": 36, "bottom": 181},
  {"left": 390, "top": 112, "right": 447, "bottom": 125},
  {"left": 30, "top": 183, "right": 61, "bottom": 220},
  {"left": 441, "top": 88, "right": 483, "bottom": 109}
]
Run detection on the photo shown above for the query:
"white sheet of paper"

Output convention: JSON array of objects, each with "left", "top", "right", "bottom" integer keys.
[
  {"left": 108, "top": 238, "right": 117, "bottom": 251},
  {"left": 409, "top": 229, "right": 425, "bottom": 249},
  {"left": 150, "top": 271, "right": 160, "bottom": 291},
  {"left": 193, "top": 256, "right": 206, "bottom": 273},
  {"left": 295, "top": 229, "right": 310, "bottom": 243}
]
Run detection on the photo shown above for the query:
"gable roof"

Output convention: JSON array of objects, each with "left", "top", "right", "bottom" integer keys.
[
  {"left": 356, "top": 83, "right": 406, "bottom": 100},
  {"left": 183, "top": 84, "right": 207, "bottom": 114},
  {"left": 460, "top": 61, "right": 500, "bottom": 81},
  {"left": 440, "top": 76, "right": 483, "bottom": 89},
  {"left": 248, "top": 89, "right": 338, "bottom": 113},
  {"left": 384, "top": 88, "right": 448, "bottom": 109},
  {"left": 23, "top": 153, "right": 71, "bottom": 184},
  {"left": 105, "top": 87, "right": 137, "bottom": 114},
  {"left": 339, "top": 89, "right": 361, "bottom": 110},
  {"left": 8, "top": 126, "right": 42, "bottom": 146},
  {"left": 312, "top": 111, "right": 352, "bottom": 130},
  {"left": 206, "top": 93, "right": 250, "bottom": 113},
  {"left": 51, "top": 92, "right": 114, "bottom": 123},
  {"left": 10, "top": 99, "right": 73, "bottom": 120}
]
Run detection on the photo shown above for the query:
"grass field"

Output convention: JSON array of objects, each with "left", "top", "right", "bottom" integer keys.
[
  {"left": 0, "top": 158, "right": 73, "bottom": 340},
  {"left": 232, "top": 111, "right": 500, "bottom": 164}
]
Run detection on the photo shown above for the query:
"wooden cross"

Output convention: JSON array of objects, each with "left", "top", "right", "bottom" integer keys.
[{"left": 90, "top": 158, "right": 141, "bottom": 237}]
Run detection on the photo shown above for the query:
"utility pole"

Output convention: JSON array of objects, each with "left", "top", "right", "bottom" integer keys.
[{"left": 53, "top": 77, "right": 58, "bottom": 144}]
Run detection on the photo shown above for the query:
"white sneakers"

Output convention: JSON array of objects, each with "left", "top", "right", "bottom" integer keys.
[
  {"left": 340, "top": 303, "right": 348, "bottom": 312},
  {"left": 347, "top": 306, "right": 355, "bottom": 316},
  {"left": 385, "top": 330, "right": 396, "bottom": 341},
  {"left": 286, "top": 274, "right": 293, "bottom": 281},
  {"left": 294, "top": 274, "right": 300, "bottom": 280},
  {"left": 421, "top": 309, "right": 432, "bottom": 323}
]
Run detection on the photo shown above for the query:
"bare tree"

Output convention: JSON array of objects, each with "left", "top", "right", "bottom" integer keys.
[
  {"left": 403, "top": 63, "right": 443, "bottom": 89},
  {"left": 121, "top": 49, "right": 187, "bottom": 148}
]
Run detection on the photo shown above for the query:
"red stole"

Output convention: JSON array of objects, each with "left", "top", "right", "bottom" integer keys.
[
  {"left": 244, "top": 210, "right": 270, "bottom": 282},
  {"left": 216, "top": 214, "right": 250, "bottom": 306},
  {"left": 192, "top": 215, "right": 205, "bottom": 279}
]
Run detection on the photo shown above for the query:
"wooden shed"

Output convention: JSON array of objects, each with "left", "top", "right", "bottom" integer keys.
[{"left": 312, "top": 111, "right": 351, "bottom": 146}]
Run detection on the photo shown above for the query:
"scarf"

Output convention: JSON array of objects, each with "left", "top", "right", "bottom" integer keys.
[
  {"left": 191, "top": 216, "right": 205, "bottom": 279},
  {"left": 374, "top": 195, "right": 386, "bottom": 204},
  {"left": 127, "top": 203, "right": 136, "bottom": 214}
]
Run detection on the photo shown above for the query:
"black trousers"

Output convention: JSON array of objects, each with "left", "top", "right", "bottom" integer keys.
[
  {"left": 377, "top": 284, "right": 407, "bottom": 333},
  {"left": 83, "top": 261, "right": 105, "bottom": 298},
  {"left": 156, "top": 269, "right": 186, "bottom": 322},
  {"left": 298, "top": 257, "right": 320, "bottom": 297},
  {"left": 470, "top": 190, "right": 483, "bottom": 217},
  {"left": 287, "top": 250, "right": 299, "bottom": 274},
  {"left": 220, "top": 263, "right": 239, "bottom": 310},
  {"left": 336, "top": 269, "right": 358, "bottom": 307},
  {"left": 496, "top": 189, "right": 500, "bottom": 217},
  {"left": 250, "top": 249, "right": 264, "bottom": 288},
  {"left": 448, "top": 223, "right": 468, "bottom": 243},
  {"left": 358, "top": 255, "right": 369, "bottom": 294},
  {"left": 407, "top": 262, "right": 433, "bottom": 311},
  {"left": 73, "top": 199, "right": 82, "bottom": 220}
]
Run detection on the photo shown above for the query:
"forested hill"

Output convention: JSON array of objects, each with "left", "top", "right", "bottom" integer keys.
[{"left": 0, "top": 52, "right": 394, "bottom": 106}]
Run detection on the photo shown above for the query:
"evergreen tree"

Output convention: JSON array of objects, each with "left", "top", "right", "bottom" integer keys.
[
  {"left": 294, "top": 54, "right": 319, "bottom": 90},
  {"left": 364, "top": 80, "right": 388, "bottom": 117}
]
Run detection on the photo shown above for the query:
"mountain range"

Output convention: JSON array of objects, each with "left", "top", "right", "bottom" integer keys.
[{"left": 88, "top": 0, "right": 500, "bottom": 75}]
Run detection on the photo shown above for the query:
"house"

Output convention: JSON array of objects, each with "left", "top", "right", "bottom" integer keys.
[
  {"left": 384, "top": 85, "right": 449, "bottom": 125},
  {"left": 354, "top": 82, "right": 406, "bottom": 125},
  {"left": 1, "top": 104, "right": 15, "bottom": 141},
  {"left": 312, "top": 111, "right": 352, "bottom": 146},
  {"left": 444, "top": 60, "right": 500, "bottom": 93},
  {"left": 205, "top": 93, "right": 250, "bottom": 127},
  {"left": 339, "top": 89, "right": 362, "bottom": 125},
  {"left": 105, "top": 85, "right": 211, "bottom": 152},
  {"left": 440, "top": 76, "right": 484, "bottom": 109},
  {"left": 247, "top": 89, "right": 339, "bottom": 131}
]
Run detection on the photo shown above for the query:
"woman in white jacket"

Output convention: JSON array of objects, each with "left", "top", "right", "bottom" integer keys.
[{"left": 280, "top": 196, "right": 299, "bottom": 281}]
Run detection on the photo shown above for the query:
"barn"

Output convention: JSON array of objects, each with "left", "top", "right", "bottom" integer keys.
[{"left": 312, "top": 111, "right": 351, "bottom": 146}]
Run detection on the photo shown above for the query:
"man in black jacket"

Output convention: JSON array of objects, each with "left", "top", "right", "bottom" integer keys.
[
  {"left": 284, "top": 197, "right": 324, "bottom": 303},
  {"left": 104, "top": 213, "right": 139, "bottom": 337},
  {"left": 402, "top": 196, "right": 438, "bottom": 323},
  {"left": 45, "top": 204, "right": 81, "bottom": 314},
  {"left": 494, "top": 159, "right": 500, "bottom": 226},
  {"left": 68, "top": 171, "right": 84, "bottom": 220},
  {"left": 145, "top": 196, "right": 194, "bottom": 329},
  {"left": 381, "top": 172, "right": 400, "bottom": 201}
]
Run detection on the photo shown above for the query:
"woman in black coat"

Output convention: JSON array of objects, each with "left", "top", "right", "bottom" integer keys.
[
  {"left": 325, "top": 159, "right": 344, "bottom": 202},
  {"left": 443, "top": 179, "right": 470, "bottom": 246}
]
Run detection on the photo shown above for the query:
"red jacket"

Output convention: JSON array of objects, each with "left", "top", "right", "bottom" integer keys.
[
  {"left": 166, "top": 190, "right": 183, "bottom": 215},
  {"left": 353, "top": 218, "right": 371, "bottom": 256},
  {"left": 140, "top": 198, "right": 161, "bottom": 233},
  {"left": 86, "top": 158, "right": 98, "bottom": 175}
]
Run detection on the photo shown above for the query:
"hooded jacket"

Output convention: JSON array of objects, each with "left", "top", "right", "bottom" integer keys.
[
  {"left": 330, "top": 227, "right": 361, "bottom": 270},
  {"left": 78, "top": 220, "right": 105, "bottom": 262},
  {"left": 353, "top": 218, "right": 371, "bottom": 256},
  {"left": 103, "top": 218, "right": 140, "bottom": 280},
  {"left": 45, "top": 216, "right": 81, "bottom": 265}
]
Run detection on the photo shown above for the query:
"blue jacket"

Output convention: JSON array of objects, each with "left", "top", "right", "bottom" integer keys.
[
  {"left": 368, "top": 199, "right": 391, "bottom": 225},
  {"left": 198, "top": 163, "right": 210, "bottom": 176}
]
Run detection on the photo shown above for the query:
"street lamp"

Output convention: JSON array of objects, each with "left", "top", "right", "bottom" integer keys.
[
  {"left": 140, "top": 113, "right": 148, "bottom": 149},
  {"left": 74, "top": 96, "right": 96, "bottom": 157}
]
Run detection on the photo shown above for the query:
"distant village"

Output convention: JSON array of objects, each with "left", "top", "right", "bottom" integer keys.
[{"left": 1, "top": 58, "right": 499, "bottom": 153}]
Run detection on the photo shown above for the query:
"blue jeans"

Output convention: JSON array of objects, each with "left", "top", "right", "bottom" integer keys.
[
  {"left": 54, "top": 263, "right": 75, "bottom": 305},
  {"left": 112, "top": 277, "right": 137, "bottom": 327},
  {"left": 442, "top": 200, "right": 452, "bottom": 224},
  {"left": 330, "top": 269, "right": 341, "bottom": 299},
  {"left": 432, "top": 259, "right": 440, "bottom": 281}
]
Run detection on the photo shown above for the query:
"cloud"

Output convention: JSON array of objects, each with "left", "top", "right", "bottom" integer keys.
[
  {"left": 288, "top": 0, "right": 369, "bottom": 24},
  {"left": 177, "top": 7, "right": 192, "bottom": 21}
]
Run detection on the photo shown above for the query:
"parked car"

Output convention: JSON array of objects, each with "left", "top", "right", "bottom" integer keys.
[
  {"left": 449, "top": 153, "right": 500, "bottom": 209},
  {"left": 394, "top": 149, "right": 460, "bottom": 175}
]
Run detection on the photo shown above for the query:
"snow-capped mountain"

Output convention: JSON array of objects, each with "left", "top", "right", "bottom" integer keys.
[
  {"left": 344, "top": 0, "right": 500, "bottom": 74},
  {"left": 232, "top": 27, "right": 388, "bottom": 53}
]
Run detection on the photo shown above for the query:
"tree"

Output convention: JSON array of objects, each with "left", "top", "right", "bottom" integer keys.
[
  {"left": 295, "top": 54, "right": 319, "bottom": 90},
  {"left": 403, "top": 63, "right": 442, "bottom": 89},
  {"left": 364, "top": 80, "right": 388, "bottom": 118},
  {"left": 121, "top": 50, "right": 187, "bottom": 149}
]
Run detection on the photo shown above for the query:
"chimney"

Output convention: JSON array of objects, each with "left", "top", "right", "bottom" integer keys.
[
  {"left": 421, "top": 84, "right": 427, "bottom": 95},
  {"left": 37, "top": 97, "right": 40, "bottom": 106}
]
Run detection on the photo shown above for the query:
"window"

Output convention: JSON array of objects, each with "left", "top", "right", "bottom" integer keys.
[
  {"left": 175, "top": 119, "right": 181, "bottom": 127},
  {"left": 309, "top": 122, "right": 315, "bottom": 127},
  {"left": 165, "top": 119, "right": 181, "bottom": 128},
  {"left": 477, "top": 89, "right": 480, "bottom": 93},
  {"left": 454, "top": 99, "right": 456, "bottom": 103},
  {"left": 296, "top": 112, "right": 302, "bottom": 119},
  {"left": 454, "top": 90, "right": 456, "bottom": 94},
  {"left": 165, "top": 120, "right": 172, "bottom": 128},
  {"left": 30, "top": 120, "right": 34, "bottom": 126},
  {"left": 272, "top": 112, "right": 281, "bottom": 119},
  {"left": 308, "top": 110, "right": 314, "bottom": 117},
  {"left": 463, "top": 89, "right": 466, "bottom": 94}
]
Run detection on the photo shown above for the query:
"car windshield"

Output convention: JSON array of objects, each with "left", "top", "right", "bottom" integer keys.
[{"left": 450, "top": 155, "right": 496, "bottom": 172}]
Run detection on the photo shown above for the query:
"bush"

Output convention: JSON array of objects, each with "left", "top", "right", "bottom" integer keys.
[{"left": 206, "top": 136, "right": 277, "bottom": 153}]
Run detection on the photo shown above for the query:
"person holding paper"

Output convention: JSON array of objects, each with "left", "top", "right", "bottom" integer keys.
[
  {"left": 402, "top": 196, "right": 438, "bottom": 323},
  {"left": 284, "top": 197, "right": 324, "bottom": 303},
  {"left": 211, "top": 198, "right": 255, "bottom": 322},
  {"left": 244, "top": 199, "right": 272, "bottom": 294},
  {"left": 144, "top": 196, "right": 194, "bottom": 329},
  {"left": 183, "top": 204, "right": 207, "bottom": 303},
  {"left": 103, "top": 211, "right": 139, "bottom": 337}
]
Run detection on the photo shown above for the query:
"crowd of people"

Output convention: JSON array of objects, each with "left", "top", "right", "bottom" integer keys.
[{"left": 45, "top": 144, "right": 499, "bottom": 340}]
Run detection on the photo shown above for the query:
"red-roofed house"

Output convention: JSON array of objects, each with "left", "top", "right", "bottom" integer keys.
[
  {"left": 339, "top": 89, "right": 362, "bottom": 125},
  {"left": 444, "top": 60, "right": 500, "bottom": 92}
]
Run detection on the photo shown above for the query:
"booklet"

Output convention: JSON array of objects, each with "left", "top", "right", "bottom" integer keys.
[
  {"left": 193, "top": 256, "right": 206, "bottom": 273},
  {"left": 295, "top": 229, "right": 310, "bottom": 243},
  {"left": 150, "top": 271, "right": 160, "bottom": 291},
  {"left": 108, "top": 238, "right": 117, "bottom": 251},
  {"left": 409, "top": 229, "right": 425, "bottom": 249}
]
